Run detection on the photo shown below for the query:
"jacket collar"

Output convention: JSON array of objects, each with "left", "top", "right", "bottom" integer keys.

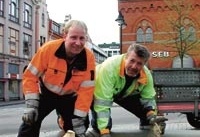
[
  {"left": 55, "top": 42, "right": 87, "bottom": 71},
  {"left": 54, "top": 42, "right": 65, "bottom": 59},
  {"left": 120, "top": 57, "right": 148, "bottom": 85}
]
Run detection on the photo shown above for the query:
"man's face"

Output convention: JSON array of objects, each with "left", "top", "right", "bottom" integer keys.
[
  {"left": 124, "top": 51, "right": 146, "bottom": 77},
  {"left": 64, "top": 25, "right": 87, "bottom": 57}
]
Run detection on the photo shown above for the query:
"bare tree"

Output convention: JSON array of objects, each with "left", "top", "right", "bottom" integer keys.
[{"left": 162, "top": 0, "right": 200, "bottom": 68}]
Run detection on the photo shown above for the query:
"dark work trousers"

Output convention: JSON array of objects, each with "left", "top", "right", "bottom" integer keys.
[
  {"left": 17, "top": 90, "right": 78, "bottom": 137},
  {"left": 91, "top": 94, "right": 149, "bottom": 132}
]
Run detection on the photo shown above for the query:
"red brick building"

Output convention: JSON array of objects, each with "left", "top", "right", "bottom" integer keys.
[
  {"left": 48, "top": 19, "right": 63, "bottom": 41},
  {"left": 118, "top": 0, "right": 200, "bottom": 69}
]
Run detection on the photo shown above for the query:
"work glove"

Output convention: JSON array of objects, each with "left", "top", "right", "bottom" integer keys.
[
  {"left": 147, "top": 115, "right": 168, "bottom": 137},
  {"left": 22, "top": 95, "right": 39, "bottom": 125},
  {"left": 72, "top": 116, "right": 87, "bottom": 137},
  {"left": 63, "top": 130, "right": 76, "bottom": 137},
  {"left": 149, "top": 115, "right": 168, "bottom": 125},
  {"left": 100, "top": 129, "right": 111, "bottom": 137}
]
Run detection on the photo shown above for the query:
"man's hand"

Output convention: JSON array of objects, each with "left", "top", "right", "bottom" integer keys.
[
  {"left": 72, "top": 116, "right": 86, "bottom": 137},
  {"left": 22, "top": 98, "right": 39, "bottom": 125},
  {"left": 149, "top": 116, "right": 168, "bottom": 125},
  {"left": 22, "top": 107, "right": 38, "bottom": 125},
  {"left": 148, "top": 115, "right": 168, "bottom": 136}
]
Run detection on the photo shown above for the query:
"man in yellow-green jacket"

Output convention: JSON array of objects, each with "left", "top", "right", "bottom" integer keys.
[{"left": 86, "top": 43, "right": 167, "bottom": 137}]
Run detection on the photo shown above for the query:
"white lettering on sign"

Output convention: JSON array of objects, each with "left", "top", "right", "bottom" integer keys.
[{"left": 152, "top": 51, "right": 169, "bottom": 58}]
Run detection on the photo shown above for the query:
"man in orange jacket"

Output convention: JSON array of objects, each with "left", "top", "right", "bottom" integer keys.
[{"left": 17, "top": 20, "right": 95, "bottom": 137}]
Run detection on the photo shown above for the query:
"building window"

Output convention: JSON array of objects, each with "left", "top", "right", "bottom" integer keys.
[
  {"left": 0, "top": 24, "right": 3, "bottom": 53},
  {"left": 0, "top": 62, "right": 3, "bottom": 100},
  {"left": 108, "top": 51, "right": 112, "bottom": 57},
  {"left": 0, "top": 62, "right": 3, "bottom": 78},
  {"left": 113, "top": 51, "right": 118, "bottom": 56},
  {"left": 40, "top": 36, "right": 46, "bottom": 46},
  {"left": 9, "top": 63, "right": 19, "bottom": 73},
  {"left": 52, "top": 22, "right": 60, "bottom": 34},
  {"left": 42, "top": 13, "right": 45, "bottom": 27},
  {"left": 9, "top": 28, "right": 19, "bottom": 56},
  {"left": 136, "top": 28, "right": 144, "bottom": 43},
  {"left": 136, "top": 20, "right": 153, "bottom": 43},
  {"left": 178, "top": 26, "right": 196, "bottom": 42},
  {"left": 8, "top": 79, "right": 19, "bottom": 100},
  {"left": 0, "top": 81, "right": 4, "bottom": 100},
  {"left": 178, "top": 18, "right": 197, "bottom": 42},
  {"left": 9, "top": 0, "right": 19, "bottom": 23},
  {"left": 0, "top": 0, "right": 4, "bottom": 17},
  {"left": 8, "top": 63, "right": 19, "bottom": 100},
  {"left": 177, "top": 26, "right": 196, "bottom": 43},
  {"left": 146, "top": 27, "right": 153, "bottom": 42},
  {"left": 187, "top": 26, "right": 196, "bottom": 41},
  {"left": 23, "top": 33, "right": 32, "bottom": 58},
  {"left": 23, "top": 3, "right": 32, "bottom": 29}
]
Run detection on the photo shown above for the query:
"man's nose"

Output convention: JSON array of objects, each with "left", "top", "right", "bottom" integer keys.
[
  {"left": 131, "top": 63, "right": 137, "bottom": 69},
  {"left": 75, "top": 39, "right": 82, "bottom": 45}
]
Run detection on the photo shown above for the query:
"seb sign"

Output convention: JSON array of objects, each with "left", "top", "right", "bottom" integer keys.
[{"left": 152, "top": 51, "right": 169, "bottom": 58}]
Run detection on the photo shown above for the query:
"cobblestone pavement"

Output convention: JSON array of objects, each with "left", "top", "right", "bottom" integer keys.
[
  {"left": 1, "top": 102, "right": 199, "bottom": 137},
  {"left": 2, "top": 122, "right": 199, "bottom": 137}
]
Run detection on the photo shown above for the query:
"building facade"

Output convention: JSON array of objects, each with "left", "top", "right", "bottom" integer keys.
[
  {"left": 48, "top": 19, "right": 63, "bottom": 40},
  {"left": 118, "top": 0, "right": 200, "bottom": 69},
  {"left": 87, "top": 42, "right": 108, "bottom": 64},
  {"left": 98, "top": 42, "right": 120, "bottom": 57},
  {"left": 0, "top": 0, "right": 107, "bottom": 102},
  {"left": 0, "top": 0, "right": 49, "bottom": 101}
]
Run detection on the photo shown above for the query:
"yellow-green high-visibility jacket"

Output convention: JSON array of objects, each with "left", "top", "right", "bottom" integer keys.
[{"left": 93, "top": 54, "right": 156, "bottom": 131}]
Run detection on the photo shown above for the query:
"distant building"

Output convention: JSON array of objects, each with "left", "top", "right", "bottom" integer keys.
[
  {"left": 0, "top": 0, "right": 106, "bottom": 102},
  {"left": 118, "top": 0, "right": 200, "bottom": 69},
  {"left": 87, "top": 42, "right": 107, "bottom": 64},
  {"left": 64, "top": 14, "right": 72, "bottom": 23},
  {"left": 98, "top": 42, "right": 120, "bottom": 57},
  {"left": 0, "top": 0, "right": 49, "bottom": 101},
  {"left": 48, "top": 19, "right": 63, "bottom": 40}
]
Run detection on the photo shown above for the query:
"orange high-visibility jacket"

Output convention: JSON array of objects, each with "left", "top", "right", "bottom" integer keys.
[{"left": 23, "top": 39, "right": 95, "bottom": 117}]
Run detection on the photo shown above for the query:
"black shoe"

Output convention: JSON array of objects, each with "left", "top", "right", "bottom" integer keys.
[{"left": 139, "top": 119, "right": 151, "bottom": 130}]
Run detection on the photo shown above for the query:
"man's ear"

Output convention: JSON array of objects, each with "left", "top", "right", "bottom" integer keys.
[
  {"left": 63, "top": 33, "right": 67, "bottom": 39},
  {"left": 86, "top": 35, "right": 89, "bottom": 41}
]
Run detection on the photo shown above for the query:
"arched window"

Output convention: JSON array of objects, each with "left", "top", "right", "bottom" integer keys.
[
  {"left": 136, "top": 20, "right": 153, "bottom": 43},
  {"left": 181, "top": 18, "right": 196, "bottom": 42},
  {"left": 9, "top": 0, "right": 19, "bottom": 23},
  {"left": 146, "top": 27, "right": 153, "bottom": 42},
  {"left": 24, "top": 10, "right": 29, "bottom": 23},
  {"left": 23, "top": 3, "right": 32, "bottom": 29},
  {"left": 188, "top": 26, "right": 196, "bottom": 41},
  {"left": 10, "top": 2, "right": 16, "bottom": 16},
  {"left": 172, "top": 55, "right": 194, "bottom": 68},
  {"left": 136, "top": 28, "right": 144, "bottom": 42},
  {"left": 0, "top": 0, "right": 4, "bottom": 16}
]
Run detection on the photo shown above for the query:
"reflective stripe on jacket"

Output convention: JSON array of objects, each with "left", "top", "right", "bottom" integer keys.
[
  {"left": 93, "top": 54, "right": 156, "bottom": 130},
  {"left": 23, "top": 39, "right": 95, "bottom": 117}
]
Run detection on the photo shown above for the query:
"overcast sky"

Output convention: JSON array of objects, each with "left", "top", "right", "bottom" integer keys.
[{"left": 46, "top": 0, "right": 120, "bottom": 45}]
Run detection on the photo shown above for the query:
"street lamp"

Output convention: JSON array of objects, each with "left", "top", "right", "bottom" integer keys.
[{"left": 115, "top": 11, "right": 127, "bottom": 54}]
